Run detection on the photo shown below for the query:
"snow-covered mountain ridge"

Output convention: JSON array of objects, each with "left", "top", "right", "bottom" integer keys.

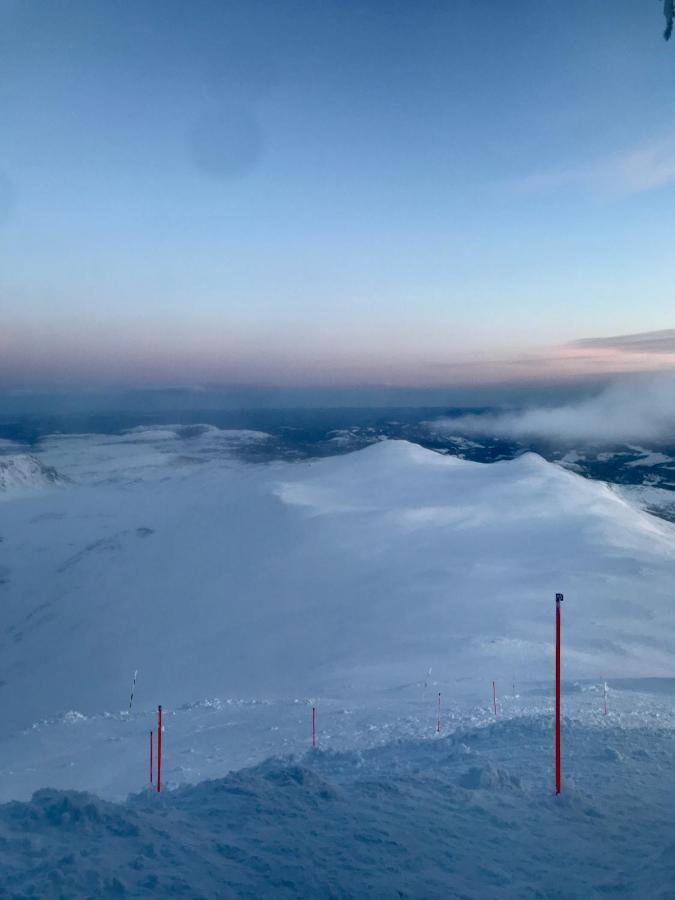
[{"left": 0, "top": 454, "right": 63, "bottom": 495}]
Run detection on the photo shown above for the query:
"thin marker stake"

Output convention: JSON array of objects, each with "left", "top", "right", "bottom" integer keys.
[
  {"left": 149, "top": 731, "right": 153, "bottom": 785},
  {"left": 555, "top": 593, "right": 563, "bottom": 795},
  {"left": 492, "top": 681, "right": 497, "bottom": 716},
  {"left": 157, "top": 705, "right": 162, "bottom": 793},
  {"left": 311, "top": 705, "right": 316, "bottom": 748},
  {"left": 128, "top": 669, "right": 138, "bottom": 713},
  {"left": 436, "top": 692, "right": 441, "bottom": 733},
  {"left": 603, "top": 681, "right": 608, "bottom": 716}
]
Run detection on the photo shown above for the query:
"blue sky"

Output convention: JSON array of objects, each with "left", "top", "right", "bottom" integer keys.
[{"left": 1, "top": 0, "right": 675, "bottom": 388}]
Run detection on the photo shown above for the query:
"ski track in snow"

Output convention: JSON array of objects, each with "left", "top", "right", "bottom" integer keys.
[{"left": 1, "top": 430, "right": 674, "bottom": 897}]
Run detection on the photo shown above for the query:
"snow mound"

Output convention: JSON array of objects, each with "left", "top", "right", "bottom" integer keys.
[{"left": 458, "top": 762, "right": 522, "bottom": 790}]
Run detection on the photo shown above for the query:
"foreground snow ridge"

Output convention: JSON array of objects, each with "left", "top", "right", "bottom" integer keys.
[{"left": 1, "top": 711, "right": 673, "bottom": 899}]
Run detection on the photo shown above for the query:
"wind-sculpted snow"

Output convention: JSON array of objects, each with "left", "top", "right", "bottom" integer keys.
[{"left": 0, "top": 705, "right": 673, "bottom": 898}]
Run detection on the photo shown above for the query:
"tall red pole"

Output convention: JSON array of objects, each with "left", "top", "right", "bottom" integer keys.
[
  {"left": 436, "top": 692, "right": 441, "bottom": 733},
  {"left": 603, "top": 681, "right": 608, "bottom": 716},
  {"left": 157, "top": 705, "right": 162, "bottom": 793},
  {"left": 312, "top": 705, "right": 316, "bottom": 748},
  {"left": 492, "top": 680, "right": 497, "bottom": 716},
  {"left": 150, "top": 731, "right": 153, "bottom": 785},
  {"left": 555, "top": 593, "right": 563, "bottom": 795}
]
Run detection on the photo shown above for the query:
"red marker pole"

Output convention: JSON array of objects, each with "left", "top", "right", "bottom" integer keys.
[
  {"left": 492, "top": 681, "right": 497, "bottom": 716},
  {"left": 149, "top": 731, "right": 153, "bottom": 785},
  {"left": 311, "top": 705, "right": 316, "bottom": 748},
  {"left": 157, "top": 705, "right": 162, "bottom": 794},
  {"left": 555, "top": 593, "right": 563, "bottom": 795},
  {"left": 436, "top": 692, "right": 441, "bottom": 733},
  {"left": 603, "top": 681, "right": 608, "bottom": 716}
]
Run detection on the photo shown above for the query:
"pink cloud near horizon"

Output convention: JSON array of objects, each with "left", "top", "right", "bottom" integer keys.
[{"left": 1, "top": 323, "right": 674, "bottom": 390}]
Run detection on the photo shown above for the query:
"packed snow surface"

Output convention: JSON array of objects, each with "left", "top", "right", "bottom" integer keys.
[{"left": 0, "top": 430, "right": 674, "bottom": 896}]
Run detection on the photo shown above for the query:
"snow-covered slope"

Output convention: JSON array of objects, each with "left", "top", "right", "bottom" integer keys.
[
  {"left": 0, "top": 433, "right": 674, "bottom": 802},
  {"left": 1, "top": 432, "right": 674, "bottom": 896},
  {"left": 1, "top": 436, "right": 674, "bottom": 733},
  {"left": 0, "top": 453, "right": 63, "bottom": 495}
]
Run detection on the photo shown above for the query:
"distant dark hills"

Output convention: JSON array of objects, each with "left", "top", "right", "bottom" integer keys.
[{"left": 1, "top": 405, "right": 673, "bottom": 495}]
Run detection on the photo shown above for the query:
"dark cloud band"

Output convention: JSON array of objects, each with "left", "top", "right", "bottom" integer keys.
[{"left": 571, "top": 329, "right": 675, "bottom": 354}]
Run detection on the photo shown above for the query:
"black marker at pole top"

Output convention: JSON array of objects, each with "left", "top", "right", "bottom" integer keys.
[{"left": 556, "top": 593, "right": 564, "bottom": 603}]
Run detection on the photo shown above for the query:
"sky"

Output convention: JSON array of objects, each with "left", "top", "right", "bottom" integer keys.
[{"left": 1, "top": 0, "right": 675, "bottom": 391}]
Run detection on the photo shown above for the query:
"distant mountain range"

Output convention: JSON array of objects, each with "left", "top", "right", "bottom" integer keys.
[{"left": 2, "top": 407, "right": 673, "bottom": 507}]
